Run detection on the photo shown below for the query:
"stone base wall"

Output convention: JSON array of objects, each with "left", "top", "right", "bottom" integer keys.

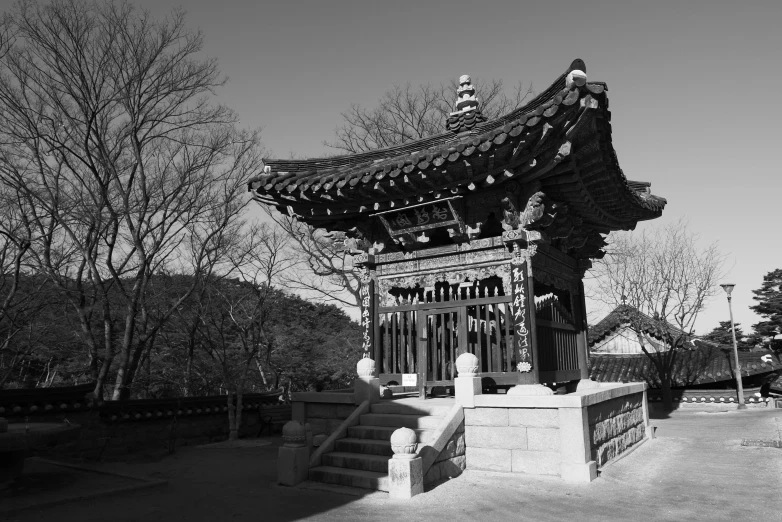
[
  {"left": 464, "top": 407, "right": 561, "bottom": 475},
  {"left": 424, "top": 420, "right": 466, "bottom": 484},
  {"left": 456, "top": 383, "right": 648, "bottom": 482},
  {"left": 587, "top": 392, "right": 645, "bottom": 467},
  {"left": 291, "top": 392, "right": 357, "bottom": 437}
]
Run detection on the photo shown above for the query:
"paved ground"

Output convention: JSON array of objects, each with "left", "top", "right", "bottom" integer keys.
[{"left": 6, "top": 408, "right": 782, "bottom": 522}]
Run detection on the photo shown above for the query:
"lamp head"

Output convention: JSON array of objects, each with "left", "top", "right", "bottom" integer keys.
[{"left": 720, "top": 283, "right": 735, "bottom": 296}]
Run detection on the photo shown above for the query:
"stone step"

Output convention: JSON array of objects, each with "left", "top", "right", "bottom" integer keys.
[
  {"left": 322, "top": 451, "right": 391, "bottom": 473},
  {"left": 348, "top": 425, "right": 436, "bottom": 443},
  {"left": 371, "top": 399, "right": 454, "bottom": 416},
  {"left": 335, "top": 437, "right": 393, "bottom": 456},
  {"left": 309, "top": 466, "right": 389, "bottom": 492},
  {"left": 360, "top": 413, "right": 443, "bottom": 430}
]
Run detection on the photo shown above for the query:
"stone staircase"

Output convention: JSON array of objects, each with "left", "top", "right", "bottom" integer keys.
[{"left": 309, "top": 398, "right": 454, "bottom": 491}]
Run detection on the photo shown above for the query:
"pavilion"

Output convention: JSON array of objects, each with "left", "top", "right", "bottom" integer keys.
[
  {"left": 250, "top": 58, "right": 666, "bottom": 397},
  {"left": 254, "top": 59, "right": 673, "bottom": 492}
]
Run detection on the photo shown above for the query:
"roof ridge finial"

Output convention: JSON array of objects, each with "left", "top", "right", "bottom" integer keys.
[
  {"left": 446, "top": 74, "right": 486, "bottom": 133},
  {"left": 452, "top": 74, "right": 479, "bottom": 115}
]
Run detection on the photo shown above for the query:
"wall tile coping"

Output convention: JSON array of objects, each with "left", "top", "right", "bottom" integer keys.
[
  {"left": 291, "top": 391, "right": 356, "bottom": 404},
  {"left": 472, "top": 383, "right": 646, "bottom": 409}
]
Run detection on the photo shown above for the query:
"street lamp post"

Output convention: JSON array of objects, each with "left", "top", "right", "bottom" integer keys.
[{"left": 720, "top": 284, "right": 746, "bottom": 410}]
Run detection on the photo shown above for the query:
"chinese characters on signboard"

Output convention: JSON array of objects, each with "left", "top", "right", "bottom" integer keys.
[
  {"left": 380, "top": 201, "right": 459, "bottom": 236},
  {"left": 512, "top": 262, "right": 533, "bottom": 372}
]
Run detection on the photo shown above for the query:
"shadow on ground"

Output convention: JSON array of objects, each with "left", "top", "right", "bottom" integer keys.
[{"left": 8, "top": 410, "right": 782, "bottom": 522}]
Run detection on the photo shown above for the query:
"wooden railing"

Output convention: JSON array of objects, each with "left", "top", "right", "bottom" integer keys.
[
  {"left": 378, "top": 294, "right": 517, "bottom": 387},
  {"left": 535, "top": 296, "right": 581, "bottom": 382}
]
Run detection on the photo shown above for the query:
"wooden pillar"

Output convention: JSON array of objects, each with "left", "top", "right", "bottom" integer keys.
[
  {"left": 572, "top": 280, "right": 590, "bottom": 381},
  {"left": 355, "top": 255, "right": 376, "bottom": 362},
  {"left": 510, "top": 244, "right": 540, "bottom": 385}
]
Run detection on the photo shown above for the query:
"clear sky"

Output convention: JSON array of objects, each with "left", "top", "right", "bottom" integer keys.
[{"left": 132, "top": 0, "right": 782, "bottom": 335}]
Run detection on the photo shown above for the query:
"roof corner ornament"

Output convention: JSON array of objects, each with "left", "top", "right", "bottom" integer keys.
[
  {"left": 446, "top": 74, "right": 486, "bottom": 133},
  {"left": 565, "top": 69, "right": 587, "bottom": 90}
]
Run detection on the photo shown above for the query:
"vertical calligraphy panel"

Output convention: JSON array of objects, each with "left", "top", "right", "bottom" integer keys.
[
  {"left": 359, "top": 272, "right": 375, "bottom": 362},
  {"left": 511, "top": 257, "right": 539, "bottom": 385}
]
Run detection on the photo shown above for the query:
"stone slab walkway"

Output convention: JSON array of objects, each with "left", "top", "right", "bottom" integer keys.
[{"left": 6, "top": 408, "right": 782, "bottom": 522}]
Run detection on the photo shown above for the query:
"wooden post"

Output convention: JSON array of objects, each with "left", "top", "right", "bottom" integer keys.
[
  {"left": 372, "top": 279, "right": 381, "bottom": 366},
  {"left": 417, "top": 310, "right": 426, "bottom": 399},
  {"left": 359, "top": 276, "right": 375, "bottom": 358},
  {"left": 355, "top": 253, "right": 376, "bottom": 362},
  {"left": 510, "top": 249, "right": 540, "bottom": 385},
  {"left": 574, "top": 280, "right": 591, "bottom": 381}
]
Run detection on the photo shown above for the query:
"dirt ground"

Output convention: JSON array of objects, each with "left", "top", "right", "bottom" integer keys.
[{"left": 5, "top": 407, "right": 782, "bottom": 522}]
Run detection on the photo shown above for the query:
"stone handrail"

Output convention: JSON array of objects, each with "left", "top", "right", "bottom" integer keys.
[
  {"left": 309, "top": 400, "right": 370, "bottom": 468},
  {"left": 416, "top": 403, "right": 464, "bottom": 475}
]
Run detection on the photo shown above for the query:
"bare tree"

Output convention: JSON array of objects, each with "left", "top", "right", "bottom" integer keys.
[
  {"left": 0, "top": 184, "right": 48, "bottom": 386},
  {"left": 325, "top": 79, "right": 534, "bottom": 154},
  {"left": 195, "top": 223, "right": 295, "bottom": 440},
  {"left": 589, "top": 220, "right": 727, "bottom": 410},
  {"left": 0, "top": 1, "right": 262, "bottom": 399},
  {"left": 264, "top": 206, "right": 360, "bottom": 308}
]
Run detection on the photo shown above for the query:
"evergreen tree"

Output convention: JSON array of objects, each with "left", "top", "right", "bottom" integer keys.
[
  {"left": 750, "top": 269, "right": 782, "bottom": 348},
  {"left": 701, "top": 321, "right": 753, "bottom": 350}
]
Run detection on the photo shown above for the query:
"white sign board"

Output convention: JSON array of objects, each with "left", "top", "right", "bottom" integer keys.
[{"left": 402, "top": 373, "right": 418, "bottom": 387}]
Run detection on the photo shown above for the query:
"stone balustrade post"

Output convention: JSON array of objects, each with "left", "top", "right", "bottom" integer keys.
[
  {"left": 277, "top": 420, "right": 309, "bottom": 486},
  {"left": 304, "top": 422, "right": 313, "bottom": 455},
  {"left": 388, "top": 427, "right": 424, "bottom": 499},
  {"left": 354, "top": 357, "right": 380, "bottom": 405},
  {"left": 454, "top": 353, "right": 482, "bottom": 408},
  {"left": 557, "top": 406, "right": 597, "bottom": 483}
]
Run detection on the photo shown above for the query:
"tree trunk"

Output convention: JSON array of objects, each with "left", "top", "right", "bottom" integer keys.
[
  {"left": 255, "top": 358, "right": 269, "bottom": 389},
  {"left": 660, "top": 377, "right": 673, "bottom": 411},
  {"left": 230, "top": 391, "right": 243, "bottom": 441},
  {"left": 185, "top": 343, "right": 195, "bottom": 397},
  {"left": 226, "top": 392, "right": 237, "bottom": 440}
]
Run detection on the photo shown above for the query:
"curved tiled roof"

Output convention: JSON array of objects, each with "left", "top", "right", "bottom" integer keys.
[
  {"left": 588, "top": 304, "right": 688, "bottom": 346},
  {"left": 249, "top": 59, "right": 666, "bottom": 235},
  {"left": 589, "top": 341, "right": 782, "bottom": 387}
]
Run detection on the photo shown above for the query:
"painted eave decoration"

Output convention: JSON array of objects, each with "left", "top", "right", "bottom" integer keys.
[{"left": 248, "top": 59, "right": 666, "bottom": 237}]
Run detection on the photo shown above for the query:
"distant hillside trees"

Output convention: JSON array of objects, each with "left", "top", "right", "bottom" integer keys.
[{"left": 0, "top": 1, "right": 261, "bottom": 399}]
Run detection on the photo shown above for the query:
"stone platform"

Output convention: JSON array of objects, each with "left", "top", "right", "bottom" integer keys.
[
  {"left": 289, "top": 382, "right": 649, "bottom": 489},
  {"left": 461, "top": 383, "right": 649, "bottom": 482}
]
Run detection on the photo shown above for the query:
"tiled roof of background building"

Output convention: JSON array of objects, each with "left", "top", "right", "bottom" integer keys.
[{"left": 589, "top": 340, "right": 782, "bottom": 387}]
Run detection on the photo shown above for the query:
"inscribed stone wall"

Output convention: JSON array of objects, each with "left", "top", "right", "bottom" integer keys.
[
  {"left": 464, "top": 407, "right": 561, "bottom": 476},
  {"left": 587, "top": 392, "right": 645, "bottom": 467},
  {"left": 424, "top": 419, "right": 466, "bottom": 485}
]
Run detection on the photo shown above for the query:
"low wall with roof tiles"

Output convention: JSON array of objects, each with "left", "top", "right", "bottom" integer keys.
[{"left": 2, "top": 392, "right": 290, "bottom": 460}]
